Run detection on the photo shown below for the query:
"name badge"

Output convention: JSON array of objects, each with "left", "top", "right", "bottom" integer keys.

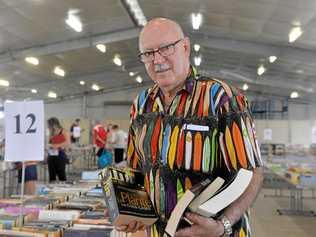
[{"left": 183, "top": 124, "right": 209, "bottom": 132}]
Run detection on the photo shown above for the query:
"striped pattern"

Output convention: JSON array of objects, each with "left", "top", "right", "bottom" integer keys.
[{"left": 128, "top": 67, "right": 261, "bottom": 237}]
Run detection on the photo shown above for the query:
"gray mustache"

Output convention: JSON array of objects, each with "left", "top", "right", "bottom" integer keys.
[{"left": 154, "top": 64, "right": 169, "bottom": 72}]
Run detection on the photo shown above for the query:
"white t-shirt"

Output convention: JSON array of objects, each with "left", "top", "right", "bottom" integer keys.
[
  {"left": 112, "top": 130, "right": 127, "bottom": 149},
  {"left": 73, "top": 126, "right": 81, "bottom": 138}
]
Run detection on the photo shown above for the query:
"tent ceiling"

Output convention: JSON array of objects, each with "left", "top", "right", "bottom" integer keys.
[{"left": 0, "top": 0, "right": 315, "bottom": 102}]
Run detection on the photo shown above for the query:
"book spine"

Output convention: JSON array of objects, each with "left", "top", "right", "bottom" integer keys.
[
  {"left": 190, "top": 178, "right": 212, "bottom": 194},
  {"left": 103, "top": 180, "right": 119, "bottom": 224}
]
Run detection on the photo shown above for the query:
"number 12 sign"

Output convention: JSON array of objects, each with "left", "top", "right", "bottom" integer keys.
[{"left": 5, "top": 101, "right": 44, "bottom": 162}]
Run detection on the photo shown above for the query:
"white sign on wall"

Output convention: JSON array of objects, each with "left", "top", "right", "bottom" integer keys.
[
  {"left": 263, "top": 128, "right": 273, "bottom": 141},
  {"left": 4, "top": 101, "right": 44, "bottom": 161}
]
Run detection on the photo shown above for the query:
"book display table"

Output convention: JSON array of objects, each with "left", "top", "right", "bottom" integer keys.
[{"left": 263, "top": 155, "right": 316, "bottom": 217}]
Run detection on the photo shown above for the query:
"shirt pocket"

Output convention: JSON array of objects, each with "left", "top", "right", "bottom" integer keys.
[{"left": 175, "top": 117, "right": 219, "bottom": 174}]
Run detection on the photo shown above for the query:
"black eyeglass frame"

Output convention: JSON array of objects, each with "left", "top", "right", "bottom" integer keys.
[{"left": 138, "top": 38, "right": 183, "bottom": 63}]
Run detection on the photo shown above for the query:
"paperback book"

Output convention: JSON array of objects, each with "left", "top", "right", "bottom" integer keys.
[
  {"left": 100, "top": 166, "right": 157, "bottom": 226},
  {"left": 165, "top": 168, "right": 253, "bottom": 237}
]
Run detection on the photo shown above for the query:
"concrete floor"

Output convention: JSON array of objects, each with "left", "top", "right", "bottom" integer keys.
[{"left": 252, "top": 189, "right": 316, "bottom": 237}]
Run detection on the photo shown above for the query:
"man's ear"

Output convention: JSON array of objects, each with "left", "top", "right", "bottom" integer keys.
[{"left": 183, "top": 37, "right": 191, "bottom": 57}]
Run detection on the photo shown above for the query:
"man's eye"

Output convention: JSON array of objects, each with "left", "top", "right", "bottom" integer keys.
[
  {"left": 160, "top": 45, "right": 172, "bottom": 52},
  {"left": 143, "top": 52, "right": 154, "bottom": 57}
]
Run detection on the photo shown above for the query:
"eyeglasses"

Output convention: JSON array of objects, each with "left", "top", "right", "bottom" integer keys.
[{"left": 138, "top": 39, "right": 183, "bottom": 63}]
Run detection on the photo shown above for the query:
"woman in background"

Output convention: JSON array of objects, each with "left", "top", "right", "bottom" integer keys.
[
  {"left": 47, "top": 117, "right": 70, "bottom": 182},
  {"left": 16, "top": 161, "right": 38, "bottom": 194}
]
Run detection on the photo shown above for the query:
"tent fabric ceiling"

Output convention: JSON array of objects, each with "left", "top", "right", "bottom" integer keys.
[{"left": 0, "top": 0, "right": 315, "bottom": 102}]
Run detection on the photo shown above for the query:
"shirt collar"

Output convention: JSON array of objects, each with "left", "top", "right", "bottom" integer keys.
[{"left": 148, "top": 65, "right": 198, "bottom": 99}]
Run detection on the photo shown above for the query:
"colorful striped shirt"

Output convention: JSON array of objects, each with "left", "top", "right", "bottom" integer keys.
[{"left": 127, "top": 67, "right": 262, "bottom": 237}]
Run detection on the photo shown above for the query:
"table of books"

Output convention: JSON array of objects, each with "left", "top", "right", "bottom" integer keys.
[{"left": 263, "top": 155, "right": 316, "bottom": 217}]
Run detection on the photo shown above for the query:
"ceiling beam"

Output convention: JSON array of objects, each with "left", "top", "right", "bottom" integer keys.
[
  {"left": 0, "top": 27, "right": 140, "bottom": 64},
  {"left": 200, "top": 68, "right": 315, "bottom": 95},
  {"left": 191, "top": 33, "right": 316, "bottom": 64}
]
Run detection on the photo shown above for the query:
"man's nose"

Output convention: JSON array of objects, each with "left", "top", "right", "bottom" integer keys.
[{"left": 153, "top": 51, "right": 165, "bottom": 64}]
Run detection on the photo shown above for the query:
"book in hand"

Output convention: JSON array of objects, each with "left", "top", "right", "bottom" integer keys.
[
  {"left": 164, "top": 177, "right": 224, "bottom": 237},
  {"left": 164, "top": 168, "right": 253, "bottom": 237},
  {"left": 100, "top": 166, "right": 158, "bottom": 227},
  {"left": 196, "top": 168, "right": 253, "bottom": 217}
]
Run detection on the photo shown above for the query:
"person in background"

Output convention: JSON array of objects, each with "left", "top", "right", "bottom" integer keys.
[
  {"left": 16, "top": 161, "right": 38, "bottom": 195},
  {"left": 105, "top": 123, "right": 114, "bottom": 153},
  {"left": 47, "top": 117, "right": 70, "bottom": 182},
  {"left": 70, "top": 118, "right": 81, "bottom": 144},
  {"left": 0, "top": 139, "right": 38, "bottom": 195},
  {"left": 110, "top": 124, "right": 127, "bottom": 164},
  {"left": 93, "top": 121, "right": 107, "bottom": 159},
  {"left": 124, "top": 18, "right": 263, "bottom": 237}
]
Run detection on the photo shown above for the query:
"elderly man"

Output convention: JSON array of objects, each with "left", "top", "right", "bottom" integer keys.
[{"left": 124, "top": 18, "right": 263, "bottom": 237}]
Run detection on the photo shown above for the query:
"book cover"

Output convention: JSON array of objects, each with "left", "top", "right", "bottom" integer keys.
[
  {"left": 101, "top": 167, "right": 157, "bottom": 227},
  {"left": 188, "top": 177, "right": 225, "bottom": 212},
  {"left": 64, "top": 228, "right": 112, "bottom": 237},
  {"left": 0, "top": 229, "right": 46, "bottom": 237},
  {"left": 38, "top": 210, "right": 81, "bottom": 221},
  {"left": 164, "top": 178, "right": 222, "bottom": 237}
]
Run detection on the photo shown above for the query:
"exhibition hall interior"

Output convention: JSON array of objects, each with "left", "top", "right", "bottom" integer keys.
[{"left": 0, "top": 0, "right": 315, "bottom": 236}]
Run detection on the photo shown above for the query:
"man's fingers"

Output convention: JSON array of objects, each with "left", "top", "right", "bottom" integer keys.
[
  {"left": 125, "top": 220, "right": 137, "bottom": 232},
  {"left": 175, "top": 225, "right": 202, "bottom": 237},
  {"left": 115, "top": 225, "right": 128, "bottom": 231},
  {"left": 126, "top": 221, "right": 145, "bottom": 233},
  {"left": 139, "top": 224, "right": 146, "bottom": 231},
  {"left": 185, "top": 212, "right": 210, "bottom": 225}
]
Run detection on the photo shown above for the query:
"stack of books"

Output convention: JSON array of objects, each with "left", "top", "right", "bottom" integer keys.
[{"left": 165, "top": 168, "right": 253, "bottom": 237}]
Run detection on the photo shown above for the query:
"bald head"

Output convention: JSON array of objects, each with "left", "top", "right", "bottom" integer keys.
[
  {"left": 138, "top": 18, "right": 191, "bottom": 96},
  {"left": 139, "top": 18, "right": 185, "bottom": 51}
]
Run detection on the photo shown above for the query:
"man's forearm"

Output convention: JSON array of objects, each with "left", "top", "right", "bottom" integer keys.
[{"left": 223, "top": 167, "right": 264, "bottom": 225}]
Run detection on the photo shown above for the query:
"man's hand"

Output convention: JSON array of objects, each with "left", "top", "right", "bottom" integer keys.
[
  {"left": 175, "top": 212, "right": 224, "bottom": 237},
  {"left": 115, "top": 221, "right": 145, "bottom": 233}
]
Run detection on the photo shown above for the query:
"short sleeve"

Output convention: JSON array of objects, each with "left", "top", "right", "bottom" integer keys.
[
  {"left": 217, "top": 82, "right": 263, "bottom": 173},
  {"left": 127, "top": 95, "right": 140, "bottom": 170}
]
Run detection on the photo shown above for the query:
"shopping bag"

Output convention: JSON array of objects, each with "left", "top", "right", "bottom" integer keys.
[{"left": 98, "top": 149, "right": 113, "bottom": 168}]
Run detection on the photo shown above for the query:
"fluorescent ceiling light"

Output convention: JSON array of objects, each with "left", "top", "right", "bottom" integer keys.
[
  {"left": 129, "top": 72, "right": 135, "bottom": 76},
  {"left": 79, "top": 80, "right": 85, "bottom": 85},
  {"left": 191, "top": 13, "right": 202, "bottom": 30},
  {"left": 96, "top": 44, "right": 106, "bottom": 53},
  {"left": 269, "top": 56, "right": 277, "bottom": 63},
  {"left": 194, "top": 44, "right": 200, "bottom": 52},
  {"left": 125, "top": 0, "right": 147, "bottom": 26},
  {"left": 65, "top": 14, "right": 82, "bottom": 32},
  {"left": 242, "top": 83, "right": 249, "bottom": 91},
  {"left": 25, "top": 57, "right": 39, "bottom": 66},
  {"left": 194, "top": 56, "right": 201, "bottom": 66},
  {"left": 91, "top": 84, "right": 100, "bottom": 91},
  {"left": 0, "top": 111, "right": 4, "bottom": 119},
  {"left": 0, "top": 79, "right": 9, "bottom": 87},
  {"left": 289, "top": 26, "right": 303, "bottom": 43},
  {"left": 136, "top": 76, "right": 143, "bottom": 83},
  {"left": 31, "top": 89, "right": 37, "bottom": 94},
  {"left": 48, "top": 91, "right": 57, "bottom": 98},
  {"left": 257, "top": 65, "right": 266, "bottom": 76},
  {"left": 54, "top": 66, "right": 66, "bottom": 77},
  {"left": 113, "top": 55, "right": 122, "bottom": 66},
  {"left": 290, "top": 91, "right": 299, "bottom": 98}
]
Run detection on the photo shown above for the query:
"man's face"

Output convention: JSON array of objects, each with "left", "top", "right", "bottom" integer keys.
[{"left": 139, "top": 25, "right": 190, "bottom": 92}]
